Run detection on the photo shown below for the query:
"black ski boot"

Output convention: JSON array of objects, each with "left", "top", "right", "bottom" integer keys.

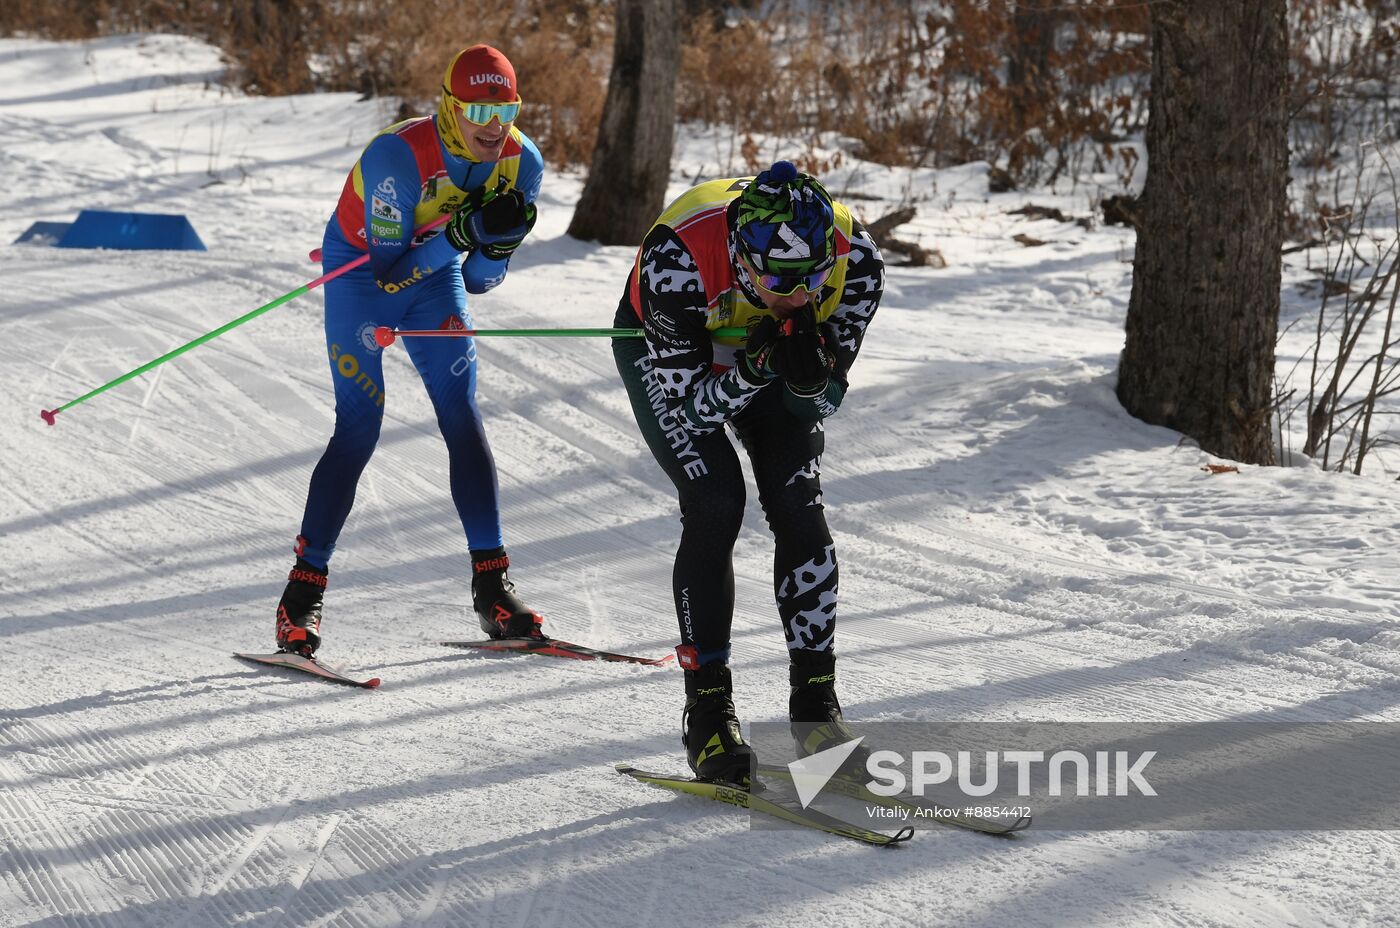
[
  {"left": 471, "top": 547, "right": 544, "bottom": 639},
  {"left": 789, "top": 651, "right": 867, "bottom": 772},
  {"left": 682, "top": 661, "right": 755, "bottom": 784},
  {"left": 275, "top": 559, "right": 327, "bottom": 656}
]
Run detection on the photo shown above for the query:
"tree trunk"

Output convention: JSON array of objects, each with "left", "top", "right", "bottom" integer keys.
[
  {"left": 1116, "top": 0, "right": 1289, "bottom": 465},
  {"left": 1007, "top": 0, "right": 1056, "bottom": 135},
  {"left": 226, "top": 0, "right": 316, "bottom": 95},
  {"left": 567, "top": 0, "right": 680, "bottom": 245}
]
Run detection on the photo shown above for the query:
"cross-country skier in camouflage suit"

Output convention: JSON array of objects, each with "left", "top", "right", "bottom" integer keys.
[{"left": 612, "top": 161, "right": 884, "bottom": 782}]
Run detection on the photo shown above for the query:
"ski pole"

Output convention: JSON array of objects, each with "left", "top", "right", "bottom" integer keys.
[
  {"left": 373, "top": 325, "right": 746, "bottom": 347},
  {"left": 39, "top": 213, "right": 452, "bottom": 426}
]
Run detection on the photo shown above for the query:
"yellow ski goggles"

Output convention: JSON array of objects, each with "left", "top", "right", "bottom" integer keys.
[{"left": 443, "top": 88, "right": 522, "bottom": 125}]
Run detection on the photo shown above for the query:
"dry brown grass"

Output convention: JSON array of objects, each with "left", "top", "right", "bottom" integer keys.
[{"left": 0, "top": 0, "right": 609, "bottom": 168}]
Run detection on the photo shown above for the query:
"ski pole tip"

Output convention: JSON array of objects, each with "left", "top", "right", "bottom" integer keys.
[
  {"left": 373, "top": 326, "right": 397, "bottom": 348},
  {"left": 40, "top": 408, "right": 57, "bottom": 426}
]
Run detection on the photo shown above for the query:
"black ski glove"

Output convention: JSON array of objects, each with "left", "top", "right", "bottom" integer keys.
[
  {"left": 739, "top": 315, "right": 781, "bottom": 385},
  {"left": 444, "top": 183, "right": 537, "bottom": 259},
  {"left": 768, "top": 306, "right": 836, "bottom": 396}
]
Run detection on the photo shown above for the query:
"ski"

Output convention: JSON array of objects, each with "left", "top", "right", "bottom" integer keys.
[
  {"left": 441, "top": 637, "right": 674, "bottom": 666},
  {"left": 234, "top": 652, "right": 381, "bottom": 688},
  {"left": 615, "top": 763, "right": 914, "bottom": 847},
  {"left": 756, "top": 762, "right": 1031, "bottom": 836}
]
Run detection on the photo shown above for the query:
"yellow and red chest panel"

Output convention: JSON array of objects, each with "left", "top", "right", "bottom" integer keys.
[{"left": 334, "top": 116, "right": 526, "bottom": 247}]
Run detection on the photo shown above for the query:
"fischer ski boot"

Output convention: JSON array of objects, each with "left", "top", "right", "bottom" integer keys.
[
  {"left": 471, "top": 547, "right": 544, "bottom": 639},
  {"left": 789, "top": 650, "right": 868, "bottom": 773},
  {"left": 681, "top": 659, "right": 755, "bottom": 785},
  {"left": 275, "top": 559, "right": 327, "bottom": 656}
]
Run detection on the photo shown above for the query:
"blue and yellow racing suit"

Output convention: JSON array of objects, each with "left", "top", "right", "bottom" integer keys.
[{"left": 296, "top": 114, "right": 543, "bottom": 570}]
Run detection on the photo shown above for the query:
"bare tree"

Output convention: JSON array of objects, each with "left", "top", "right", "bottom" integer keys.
[
  {"left": 1116, "top": 1, "right": 1289, "bottom": 464},
  {"left": 1007, "top": 0, "right": 1056, "bottom": 136},
  {"left": 567, "top": 0, "right": 680, "bottom": 245}
]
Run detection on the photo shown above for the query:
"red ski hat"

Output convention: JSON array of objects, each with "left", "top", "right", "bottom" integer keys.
[{"left": 444, "top": 45, "right": 518, "bottom": 103}]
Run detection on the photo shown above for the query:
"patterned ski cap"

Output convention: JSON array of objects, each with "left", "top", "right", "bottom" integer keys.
[{"left": 733, "top": 161, "right": 836, "bottom": 276}]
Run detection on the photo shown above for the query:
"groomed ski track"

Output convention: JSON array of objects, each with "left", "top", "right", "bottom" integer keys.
[{"left": 2, "top": 34, "right": 1398, "bottom": 928}]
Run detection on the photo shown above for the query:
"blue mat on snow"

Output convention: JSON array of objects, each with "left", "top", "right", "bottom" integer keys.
[{"left": 18, "top": 210, "right": 207, "bottom": 251}]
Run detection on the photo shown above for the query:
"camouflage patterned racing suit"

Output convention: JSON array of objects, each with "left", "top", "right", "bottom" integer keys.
[{"left": 612, "top": 177, "right": 883, "bottom": 664}]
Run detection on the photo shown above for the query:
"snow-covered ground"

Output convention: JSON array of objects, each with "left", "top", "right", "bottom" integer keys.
[{"left": 2, "top": 34, "right": 1398, "bottom": 928}]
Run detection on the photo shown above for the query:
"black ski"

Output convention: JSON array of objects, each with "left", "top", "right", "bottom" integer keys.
[
  {"left": 234, "top": 651, "right": 381, "bottom": 688},
  {"left": 615, "top": 763, "right": 913, "bottom": 846},
  {"left": 441, "top": 637, "right": 674, "bottom": 666}
]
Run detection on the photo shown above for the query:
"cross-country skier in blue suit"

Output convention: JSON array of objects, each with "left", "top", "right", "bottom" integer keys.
[{"left": 273, "top": 44, "right": 549, "bottom": 658}]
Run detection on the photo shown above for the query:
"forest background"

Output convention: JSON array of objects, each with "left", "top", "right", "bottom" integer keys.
[
  {"left": 3, "top": 0, "right": 1394, "bottom": 228},
  {"left": 4, "top": 0, "right": 1399, "bottom": 472}
]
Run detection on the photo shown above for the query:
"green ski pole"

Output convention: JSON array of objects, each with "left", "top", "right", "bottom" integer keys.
[{"left": 38, "top": 212, "right": 454, "bottom": 427}]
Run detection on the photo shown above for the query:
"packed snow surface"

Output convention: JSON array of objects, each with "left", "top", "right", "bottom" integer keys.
[{"left": 2, "top": 34, "right": 1397, "bottom": 928}]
